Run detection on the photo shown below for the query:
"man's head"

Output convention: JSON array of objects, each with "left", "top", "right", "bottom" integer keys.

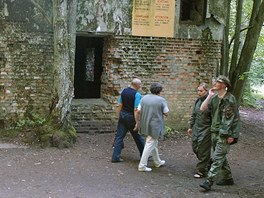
[
  {"left": 131, "top": 78, "right": 142, "bottom": 90},
  {"left": 197, "top": 82, "right": 209, "bottom": 97},
  {"left": 150, "top": 83, "right": 163, "bottom": 95},
  {"left": 215, "top": 75, "right": 231, "bottom": 89}
]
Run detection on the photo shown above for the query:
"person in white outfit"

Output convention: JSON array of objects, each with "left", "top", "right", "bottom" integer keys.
[{"left": 135, "top": 82, "right": 169, "bottom": 172}]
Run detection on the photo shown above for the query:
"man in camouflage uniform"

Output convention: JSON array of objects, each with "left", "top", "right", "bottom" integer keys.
[
  {"left": 199, "top": 75, "right": 240, "bottom": 191},
  {"left": 187, "top": 83, "right": 212, "bottom": 178}
]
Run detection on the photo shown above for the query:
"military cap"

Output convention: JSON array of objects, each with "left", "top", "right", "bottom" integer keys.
[{"left": 216, "top": 75, "right": 231, "bottom": 87}]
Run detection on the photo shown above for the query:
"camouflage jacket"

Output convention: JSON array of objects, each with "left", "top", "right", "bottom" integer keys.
[{"left": 208, "top": 92, "right": 240, "bottom": 144}]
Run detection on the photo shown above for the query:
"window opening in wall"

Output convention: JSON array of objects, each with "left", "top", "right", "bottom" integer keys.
[
  {"left": 180, "top": 0, "right": 207, "bottom": 24},
  {"left": 74, "top": 36, "right": 103, "bottom": 99}
]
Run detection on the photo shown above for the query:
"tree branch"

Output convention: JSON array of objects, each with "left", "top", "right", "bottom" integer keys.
[
  {"left": 229, "top": 26, "right": 253, "bottom": 48},
  {"left": 30, "top": 0, "right": 52, "bottom": 26}
]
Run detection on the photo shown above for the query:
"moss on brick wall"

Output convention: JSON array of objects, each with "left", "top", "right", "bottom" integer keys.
[{"left": 0, "top": 21, "right": 53, "bottom": 128}]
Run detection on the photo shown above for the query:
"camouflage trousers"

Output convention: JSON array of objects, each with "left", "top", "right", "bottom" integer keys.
[{"left": 207, "top": 132, "right": 233, "bottom": 182}]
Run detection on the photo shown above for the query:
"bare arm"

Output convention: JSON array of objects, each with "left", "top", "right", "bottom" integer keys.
[
  {"left": 163, "top": 101, "right": 169, "bottom": 117},
  {"left": 200, "top": 89, "right": 215, "bottom": 112},
  {"left": 134, "top": 109, "right": 140, "bottom": 131}
]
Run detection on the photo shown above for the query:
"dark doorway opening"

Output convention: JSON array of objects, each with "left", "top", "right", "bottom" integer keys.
[
  {"left": 180, "top": 0, "right": 207, "bottom": 24},
  {"left": 74, "top": 36, "right": 103, "bottom": 98}
]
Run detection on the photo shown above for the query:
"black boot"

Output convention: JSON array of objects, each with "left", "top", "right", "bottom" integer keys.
[{"left": 200, "top": 180, "right": 213, "bottom": 191}]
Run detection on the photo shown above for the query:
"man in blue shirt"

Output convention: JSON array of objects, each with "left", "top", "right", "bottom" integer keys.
[{"left": 111, "top": 78, "right": 145, "bottom": 163}]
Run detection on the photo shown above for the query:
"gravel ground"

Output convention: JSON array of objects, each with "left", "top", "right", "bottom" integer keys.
[{"left": 0, "top": 106, "right": 263, "bottom": 198}]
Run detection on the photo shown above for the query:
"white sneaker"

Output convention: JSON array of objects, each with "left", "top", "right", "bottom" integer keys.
[
  {"left": 138, "top": 166, "right": 152, "bottom": 172},
  {"left": 154, "top": 160, "right": 165, "bottom": 168}
]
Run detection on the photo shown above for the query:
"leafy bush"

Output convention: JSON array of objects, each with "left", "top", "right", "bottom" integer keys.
[
  {"left": 164, "top": 126, "right": 181, "bottom": 139},
  {"left": 1, "top": 113, "right": 77, "bottom": 148},
  {"left": 242, "top": 88, "right": 264, "bottom": 109}
]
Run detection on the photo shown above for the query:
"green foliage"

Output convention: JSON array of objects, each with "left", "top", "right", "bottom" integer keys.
[
  {"left": 165, "top": 126, "right": 174, "bottom": 136},
  {"left": 242, "top": 90, "right": 264, "bottom": 109},
  {"left": 51, "top": 125, "right": 77, "bottom": 149},
  {"left": 16, "top": 113, "right": 46, "bottom": 129},
  {"left": 242, "top": 75, "right": 264, "bottom": 108},
  {"left": 228, "top": 0, "right": 264, "bottom": 105},
  {"left": 242, "top": 37, "right": 264, "bottom": 107},
  {"left": 30, "top": 120, "right": 76, "bottom": 148},
  {"left": 0, "top": 129, "right": 20, "bottom": 139},
  {"left": 250, "top": 59, "right": 264, "bottom": 86},
  {"left": 1, "top": 113, "right": 77, "bottom": 148},
  {"left": 164, "top": 126, "right": 180, "bottom": 138}
]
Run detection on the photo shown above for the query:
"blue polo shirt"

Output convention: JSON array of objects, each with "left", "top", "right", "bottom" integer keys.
[{"left": 118, "top": 87, "right": 142, "bottom": 112}]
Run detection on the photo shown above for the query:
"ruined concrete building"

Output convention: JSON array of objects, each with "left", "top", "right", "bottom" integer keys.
[{"left": 0, "top": 0, "right": 227, "bottom": 132}]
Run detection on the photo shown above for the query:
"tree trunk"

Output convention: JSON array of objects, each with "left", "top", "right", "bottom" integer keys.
[
  {"left": 220, "top": 0, "right": 231, "bottom": 76},
  {"left": 51, "top": 0, "right": 77, "bottom": 130},
  {"left": 229, "top": 0, "right": 243, "bottom": 81},
  {"left": 231, "top": 0, "right": 264, "bottom": 104}
]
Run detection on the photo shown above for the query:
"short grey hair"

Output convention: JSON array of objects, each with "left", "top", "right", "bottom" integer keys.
[
  {"left": 150, "top": 83, "right": 163, "bottom": 94},
  {"left": 132, "top": 78, "right": 141, "bottom": 86}
]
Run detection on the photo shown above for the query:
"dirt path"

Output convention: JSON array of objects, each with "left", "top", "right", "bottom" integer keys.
[{"left": 0, "top": 107, "right": 263, "bottom": 198}]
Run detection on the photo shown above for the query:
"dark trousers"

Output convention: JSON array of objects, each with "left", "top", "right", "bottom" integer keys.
[
  {"left": 192, "top": 131, "right": 211, "bottom": 174},
  {"left": 112, "top": 111, "right": 145, "bottom": 161}
]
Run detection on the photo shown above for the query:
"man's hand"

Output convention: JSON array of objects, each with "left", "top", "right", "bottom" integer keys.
[
  {"left": 133, "top": 123, "right": 138, "bottom": 132},
  {"left": 187, "top": 128, "right": 192, "bottom": 137},
  {"left": 200, "top": 88, "right": 216, "bottom": 112},
  {"left": 227, "top": 137, "right": 234, "bottom": 144},
  {"left": 208, "top": 88, "right": 216, "bottom": 97}
]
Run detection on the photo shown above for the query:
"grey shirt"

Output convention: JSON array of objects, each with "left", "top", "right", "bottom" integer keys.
[{"left": 138, "top": 94, "right": 169, "bottom": 139}]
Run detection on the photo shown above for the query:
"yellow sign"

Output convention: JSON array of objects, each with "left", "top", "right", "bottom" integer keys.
[{"left": 132, "top": 0, "right": 175, "bottom": 38}]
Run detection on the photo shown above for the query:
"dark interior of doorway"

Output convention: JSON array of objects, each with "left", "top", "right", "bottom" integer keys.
[
  {"left": 180, "top": 0, "right": 206, "bottom": 24},
  {"left": 74, "top": 36, "right": 103, "bottom": 99}
]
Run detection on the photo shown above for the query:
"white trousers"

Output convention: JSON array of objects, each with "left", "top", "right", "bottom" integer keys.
[{"left": 138, "top": 136, "right": 162, "bottom": 168}]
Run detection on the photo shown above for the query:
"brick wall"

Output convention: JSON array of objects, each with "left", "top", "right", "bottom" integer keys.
[
  {"left": 71, "top": 99, "right": 116, "bottom": 133},
  {"left": 0, "top": 1, "right": 223, "bottom": 133},
  {"left": 0, "top": 25, "right": 221, "bottom": 132},
  {"left": 101, "top": 35, "right": 221, "bottom": 130},
  {"left": 0, "top": 21, "right": 53, "bottom": 128}
]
